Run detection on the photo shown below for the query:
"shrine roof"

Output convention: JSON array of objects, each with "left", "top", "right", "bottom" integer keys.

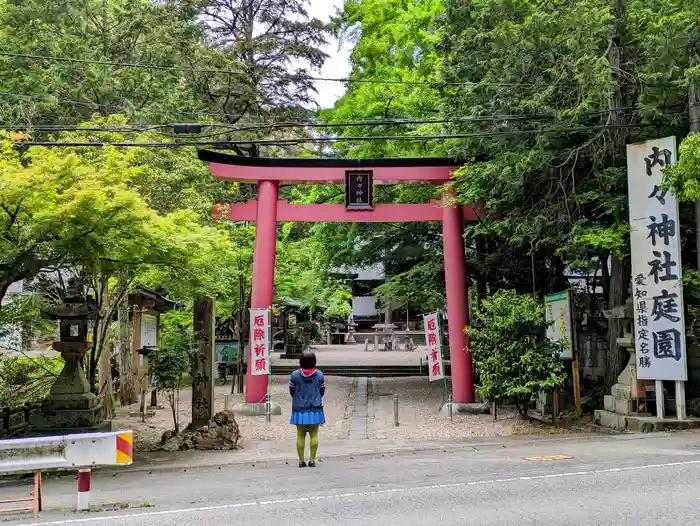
[{"left": 198, "top": 150, "right": 458, "bottom": 184}]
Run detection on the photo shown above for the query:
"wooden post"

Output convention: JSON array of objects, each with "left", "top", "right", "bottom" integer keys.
[
  {"left": 675, "top": 381, "right": 686, "bottom": 420},
  {"left": 655, "top": 380, "right": 665, "bottom": 418},
  {"left": 131, "top": 310, "right": 142, "bottom": 400},
  {"left": 572, "top": 360, "right": 581, "bottom": 419},
  {"left": 192, "top": 297, "right": 216, "bottom": 429},
  {"left": 0, "top": 472, "right": 41, "bottom": 519},
  {"left": 137, "top": 356, "right": 150, "bottom": 422}
]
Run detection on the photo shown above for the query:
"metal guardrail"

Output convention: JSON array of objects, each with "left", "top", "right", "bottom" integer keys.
[{"left": 0, "top": 430, "right": 133, "bottom": 519}]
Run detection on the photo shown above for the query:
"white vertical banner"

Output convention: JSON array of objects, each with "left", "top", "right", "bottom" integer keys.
[
  {"left": 249, "top": 308, "right": 271, "bottom": 376},
  {"left": 544, "top": 291, "right": 574, "bottom": 359},
  {"left": 423, "top": 313, "right": 445, "bottom": 381},
  {"left": 627, "top": 136, "right": 687, "bottom": 381},
  {"left": 140, "top": 314, "right": 158, "bottom": 349}
]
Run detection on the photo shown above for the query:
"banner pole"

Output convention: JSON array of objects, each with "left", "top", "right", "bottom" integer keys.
[{"left": 266, "top": 307, "right": 272, "bottom": 423}]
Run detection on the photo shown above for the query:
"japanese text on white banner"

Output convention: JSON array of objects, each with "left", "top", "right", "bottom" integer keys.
[
  {"left": 627, "top": 136, "right": 687, "bottom": 381},
  {"left": 249, "top": 308, "right": 271, "bottom": 376},
  {"left": 423, "top": 313, "right": 445, "bottom": 382}
]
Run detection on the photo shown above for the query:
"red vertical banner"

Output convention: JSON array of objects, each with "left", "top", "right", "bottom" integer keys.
[
  {"left": 250, "top": 309, "right": 271, "bottom": 376},
  {"left": 423, "top": 313, "right": 444, "bottom": 382}
]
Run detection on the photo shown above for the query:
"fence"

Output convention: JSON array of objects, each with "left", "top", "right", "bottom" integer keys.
[
  {"left": 0, "top": 405, "right": 35, "bottom": 438},
  {"left": 0, "top": 430, "right": 133, "bottom": 519},
  {"left": 577, "top": 329, "right": 608, "bottom": 382}
]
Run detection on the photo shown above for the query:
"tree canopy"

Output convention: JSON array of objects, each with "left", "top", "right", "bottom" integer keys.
[{"left": 4, "top": 0, "right": 700, "bottom": 400}]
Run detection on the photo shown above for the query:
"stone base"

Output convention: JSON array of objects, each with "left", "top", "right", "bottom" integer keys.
[
  {"left": 29, "top": 396, "right": 106, "bottom": 432},
  {"left": 604, "top": 394, "right": 636, "bottom": 415},
  {"left": 28, "top": 419, "right": 113, "bottom": 436},
  {"left": 42, "top": 393, "right": 99, "bottom": 411},
  {"left": 231, "top": 402, "right": 282, "bottom": 417},
  {"left": 439, "top": 402, "right": 490, "bottom": 417},
  {"left": 594, "top": 409, "right": 628, "bottom": 430},
  {"left": 625, "top": 416, "right": 700, "bottom": 433}
]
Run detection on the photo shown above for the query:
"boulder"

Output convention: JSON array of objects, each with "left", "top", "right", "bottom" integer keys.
[
  {"left": 159, "top": 410, "right": 241, "bottom": 452},
  {"left": 193, "top": 410, "right": 241, "bottom": 450},
  {"left": 161, "top": 433, "right": 186, "bottom": 452}
]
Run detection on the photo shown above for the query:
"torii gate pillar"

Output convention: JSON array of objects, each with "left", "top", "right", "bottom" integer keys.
[
  {"left": 247, "top": 180, "right": 279, "bottom": 405},
  {"left": 441, "top": 191, "right": 474, "bottom": 405}
]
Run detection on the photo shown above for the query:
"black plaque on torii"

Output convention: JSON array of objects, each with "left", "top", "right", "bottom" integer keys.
[{"left": 345, "top": 170, "right": 374, "bottom": 210}]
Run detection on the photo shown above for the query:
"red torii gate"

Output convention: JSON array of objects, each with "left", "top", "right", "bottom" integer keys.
[{"left": 199, "top": 151, "right": 478, "bottom": 411}]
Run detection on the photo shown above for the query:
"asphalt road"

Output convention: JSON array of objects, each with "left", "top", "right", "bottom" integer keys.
[{"left": 5, "top": 431, "right": 700, "bottom": 525}]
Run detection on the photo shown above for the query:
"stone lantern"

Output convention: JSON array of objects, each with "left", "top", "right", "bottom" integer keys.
[
  {"left": 346, "top": 315, "right": 357, "bottom": 344},
  {"left": 30, "top": 279, "right": 108, "bottom": 433}
]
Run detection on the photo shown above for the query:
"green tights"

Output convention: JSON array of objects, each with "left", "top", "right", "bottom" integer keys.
[{"left": 296, "top": 424, "right": 319, "bottom": 462}]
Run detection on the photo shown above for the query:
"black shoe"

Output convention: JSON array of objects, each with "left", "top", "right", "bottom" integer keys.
[
  {"left": 308, "top": 460, "right": 316, "bottom": 468},
  {"left": 298, "top": 461, "right": 307, "bottom": 468}
]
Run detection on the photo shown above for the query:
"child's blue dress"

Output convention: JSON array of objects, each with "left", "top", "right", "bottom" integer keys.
[{"left": 289, "top": 368, "right": 326, "bottom": 425}]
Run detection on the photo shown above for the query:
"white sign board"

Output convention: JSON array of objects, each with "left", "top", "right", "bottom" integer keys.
[
  {"left": 627, "top": 136, "right": 687, "bottom": 381},
  {"left": 140, "top": 314, "right": 158, "bottom": 349},
  {"left": 352, "top": 296, "right": 377, "bottom": 316},
  {"left": 544, "top": 291, "right": 574, "bottom": 359},
  {"left": 423, "top": 313, "right": 445, "bottom": 382},
  {"left": 249, "top": 308, "right": 271, "bottom": 376}
]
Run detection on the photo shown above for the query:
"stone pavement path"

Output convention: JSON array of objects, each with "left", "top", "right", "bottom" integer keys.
[{"left": 348, "top": 377, "right": 368, "bottom": 440}]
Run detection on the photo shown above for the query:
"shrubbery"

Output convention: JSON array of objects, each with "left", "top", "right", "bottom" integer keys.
[
  {"left": 0, "top": 354, "right": 63, "bottom": 408},
  {"left": 467, "top": 290, "right": 568, "bottom": 415}
]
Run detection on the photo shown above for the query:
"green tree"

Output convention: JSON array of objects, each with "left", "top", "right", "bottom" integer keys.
[
  {"left": 324, "top": 0, "right": 445, "bottom": 157},
  {"left": 152, "top": 312, "right": 192, "bottom": 434},
  {"left": 467, "top": 290, "right": 567, "bottom": 415},
  {"left": 195, "top": 0, "right": 330, "bottom": 152},
  {"left": 275, "top": 233, "right": 352, "bottom": 321},
  {"left": 310, "top": 0, "right": 453, "bottom": 318},
  {"left": 440, "top": 0, "right": 688, "bottom": 387},
  {"left": 0, "top": 131, "right": 155, "bottom": 304},
  {"left": 0, "top": 0, "right": 205, "bottom": 124}
]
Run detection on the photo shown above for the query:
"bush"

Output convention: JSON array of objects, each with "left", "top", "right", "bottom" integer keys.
[
  {"left": 0, "top": 355, "right": 64, "bottom": 408},
  {"left": 688, "top": 397, "right": 700, "bottom": 418},
  {"left": 151, "top": 345, "right": 191, "bottom": 434},
  {"left": 467, "top": 290, "right": 568, "bottom": 415}
]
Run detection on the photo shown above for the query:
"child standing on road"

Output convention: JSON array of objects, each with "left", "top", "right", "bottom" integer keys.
[{"left": 289, "top": 350, "right": 326, "bottom": 467}]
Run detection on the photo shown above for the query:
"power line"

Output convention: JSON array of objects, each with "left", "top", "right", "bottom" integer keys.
[
  {"left": 2, "top": 88, "right": 683, "bottom": 132},
  {"left": 0, "top": 106, "right": 676, "bottom": 137},
  {"left": 0, "top": 91, "right": 246, "bottom": 121},
  {"left": 16, "top": 123, "right": 664, "bottom": 148},
  {"left": 0, "top": 52, "right": 547, "bottom": 87}
]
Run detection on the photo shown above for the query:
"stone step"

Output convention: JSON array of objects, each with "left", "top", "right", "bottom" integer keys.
[{"left": 594, "top": 409, "right": 628, "bottom": 430}]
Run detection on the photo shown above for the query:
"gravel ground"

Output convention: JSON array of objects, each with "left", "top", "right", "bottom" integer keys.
[
  {"left": 113, "top": 376, "right": 355, "bottom": 451},
  {"left": 367, "top": 377, "right": 570, "bottom": 441}
]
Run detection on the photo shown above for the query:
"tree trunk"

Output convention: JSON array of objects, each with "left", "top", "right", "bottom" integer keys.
[
  {"left": 688, "top": 56, "right": 700, "bottom": 281},
  {"left": 607, "top": 0, "right": 631, "bottom": 163},
  {"left": 89, "top": 277, "right": 110, "bottom": 391},
  {"left": 117, "top": 275, "right": 137, "bottom": 405},
  {"left": 603, "top": 0, "right": 633, "bottom": 390},
  {"left": 98, "top": 339, "right": 115, "bottom": 419},
  {"left": 605, "top": 254, "right": 630, "bottom": 388}
]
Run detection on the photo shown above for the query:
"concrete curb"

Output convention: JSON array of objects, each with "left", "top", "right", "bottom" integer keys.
[{"left": 100, "top": 432, "right": 610, "bottom": 476}]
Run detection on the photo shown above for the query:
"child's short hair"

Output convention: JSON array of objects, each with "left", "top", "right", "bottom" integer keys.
[{"left": 299, "top": 350, "right": 317, "bottom": 369}]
